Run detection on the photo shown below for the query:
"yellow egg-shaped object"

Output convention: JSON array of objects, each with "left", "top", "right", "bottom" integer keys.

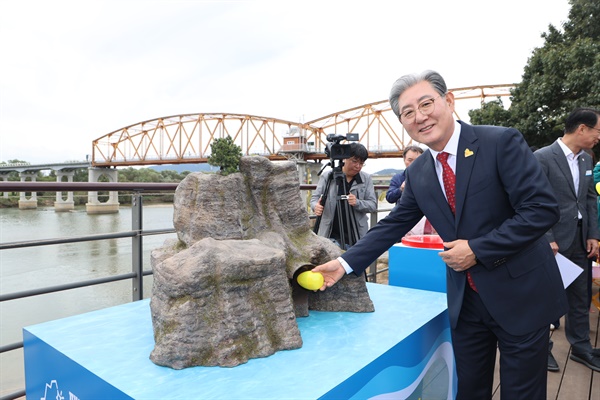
[
  {"left": 297, "top": 271, "right": 324, "bottom": 291},
  {"left": 596, "top": 182, "right": 600, "bottom": 195}
]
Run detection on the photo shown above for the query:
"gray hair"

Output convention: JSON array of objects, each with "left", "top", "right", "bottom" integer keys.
[{"left": 389, "top": 70, "right": 448, "bottom": 118}]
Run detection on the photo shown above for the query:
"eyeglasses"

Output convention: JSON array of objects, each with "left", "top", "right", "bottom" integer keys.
[
  {"left": 399, "top": 94, "right": 444, "bottom": 123},
  {"left": 347, "top": 157, "right": 365, "bottom": 167},
  {"left": 585, "top": 125, "right": 600, "bottom": 133}
]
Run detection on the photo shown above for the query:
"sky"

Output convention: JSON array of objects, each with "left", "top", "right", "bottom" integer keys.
[{"left": 0, "top": 0, "right": 572, "bottom": 173}]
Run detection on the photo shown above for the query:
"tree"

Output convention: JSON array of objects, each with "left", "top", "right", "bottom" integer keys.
[
  {"left": 73, "top": 168, "right": 88, "bottom": 182},
  {"left": 119, "top": 167, "right": 139, "bottom": 182},
  {"left": 135, "top": 168, "right": 162, "bottom": 183},
  {"left": 208, "top": 136, "right": 242, "bottom": 175},
  {"left": 469, "top": 0, "right": 600, "bottom": 150},
  {"left": 468, "top": 98, "right": 512, "bottom": 127},
  {"left": 159, "top": 169, "right": 187, "bottom": 182}
]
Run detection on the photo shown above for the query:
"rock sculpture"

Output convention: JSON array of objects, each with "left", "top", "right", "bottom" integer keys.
[{"left": 150, "top": 156, "right": 374, "bottom": 369}]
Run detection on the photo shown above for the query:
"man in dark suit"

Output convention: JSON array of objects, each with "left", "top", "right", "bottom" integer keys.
[
  {"left": 313, "top": 70, "right": 568, "bottom": 399},
  {"left": 385, "top": 145, "right": 423, "bottom": 205},
  {"left": 534, "top": 107, "right": 600, "bottom": 372}
]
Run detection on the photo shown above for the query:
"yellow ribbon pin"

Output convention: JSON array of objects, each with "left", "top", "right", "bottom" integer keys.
[{"left": 464, "top": 148, "right": 474, "bottom": 157}]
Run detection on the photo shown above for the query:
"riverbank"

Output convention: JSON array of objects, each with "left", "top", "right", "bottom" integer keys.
[{"left": 0, "top": 194, "right": 174, "bottom": 208}]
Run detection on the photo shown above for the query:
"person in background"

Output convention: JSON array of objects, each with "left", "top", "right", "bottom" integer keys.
[
  {"left": 310, "top": 143, "right": 377, "bottom": 250},
  {"left": 386, "top": 145, "right": 434, "bottom": 236},
  {"left": 312, "top": 70, "right": 568, "bottom": 399},
  {"left": 386, "top": 145, "right": 424, "bottom": 206},
  {"left": 593, "top": 152, "right": 600, "bottom": 311},
  {"left": 594, "top": 153, "right": 600, "bottom": 231},
  {"left": 534, "top": 107, "right": 600, "bottom": 373}
]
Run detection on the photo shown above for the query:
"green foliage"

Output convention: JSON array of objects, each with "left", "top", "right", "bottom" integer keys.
[
  {"left": 468, "top": 98, "right": 512, "bottom": 127},
  {"left": 73, "top": 168, "right": 89, "bottom": 182},
  {"left": 208, "top": 136, "right": 242, "bottom": 175},
  {"left": 134, "top": 168, "right": 162, "bottom": 183},
  {"left": 118, "top": 167, "right": 189, "bottom": 183},
  {"left": 0, "top": 197, "right": 19, "bottom": 207},
  {"left": 469, "top": 0, "right": 600, "bottom": 152},
  {"left": 2, "top": 171, "right": 21, "bottom": 181}
]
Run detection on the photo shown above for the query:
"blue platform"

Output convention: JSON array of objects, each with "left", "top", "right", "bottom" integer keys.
[{"left": 23, "top": 283, "right": 455, "bottom": 400}]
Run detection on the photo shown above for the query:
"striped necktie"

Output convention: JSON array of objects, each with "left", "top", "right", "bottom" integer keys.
[{"left": 437, "top": 152, "right": 478, "bottom": 292}]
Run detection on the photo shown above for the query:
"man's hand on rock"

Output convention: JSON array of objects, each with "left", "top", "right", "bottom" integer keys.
[{"left": 312, "top": 260, "right": 345, "bottom": 290}]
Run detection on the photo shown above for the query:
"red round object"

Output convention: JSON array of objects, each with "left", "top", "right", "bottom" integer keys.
[{"left": 401, "top": 234, "right": 444, "bottom": 249}]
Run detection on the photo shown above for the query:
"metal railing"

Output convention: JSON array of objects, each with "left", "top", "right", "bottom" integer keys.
[
  {"left": 0, "top": 181, "right": 392, "bottom": 400},
  {"left": 0, "top": 182, "right": 178, "bottom": 400}
]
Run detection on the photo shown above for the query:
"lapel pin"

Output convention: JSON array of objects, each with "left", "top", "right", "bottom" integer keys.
[{"left": 464, "top": 148, "right": 474, "bottom": 157}]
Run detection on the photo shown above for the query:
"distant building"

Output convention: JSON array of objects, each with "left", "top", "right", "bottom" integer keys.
[{"left": 281, "top": 135, "right": 308, "bottom": 152}]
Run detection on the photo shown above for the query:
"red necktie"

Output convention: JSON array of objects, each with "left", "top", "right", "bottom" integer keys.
[
  {"left": 437, "top": 152, "right": 456, "bottom": 214},
  {"left": 437, "top": 152, "right": 478, "bottom": 292}
]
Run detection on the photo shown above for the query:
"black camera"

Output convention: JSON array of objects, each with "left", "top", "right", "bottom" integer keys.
[{"left": 325, "top": 133, "right": 359, "bottom": 160}]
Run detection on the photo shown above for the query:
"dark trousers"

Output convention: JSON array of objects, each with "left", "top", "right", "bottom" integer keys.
[
  {"left": 560, "top": 224, "right": 593, "bottom": 354},
  {"left": 452, "top": 286, "right": 549, "bottom": 400}
]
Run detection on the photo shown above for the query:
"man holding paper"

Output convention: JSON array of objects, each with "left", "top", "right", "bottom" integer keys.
[{"left": 534, "top": 107, "right": 600, "bottom": 372}]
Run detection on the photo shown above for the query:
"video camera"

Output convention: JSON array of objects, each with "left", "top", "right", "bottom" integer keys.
[{"left": 325, "top": 133, "right": 359, "bottom": 160}]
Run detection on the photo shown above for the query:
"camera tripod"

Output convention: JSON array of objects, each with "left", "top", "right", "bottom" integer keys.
[{"left": 313, "top": 159, "right": 360, "bottom": 250}]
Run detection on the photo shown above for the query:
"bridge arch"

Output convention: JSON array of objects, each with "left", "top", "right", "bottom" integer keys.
[{"left": 91, "top": 84, "right": 515, "bottom": 168}]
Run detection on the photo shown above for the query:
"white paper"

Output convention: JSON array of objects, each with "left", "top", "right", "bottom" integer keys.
[{"left": 555, "top": 253, "right": 584, "bottom": 288}]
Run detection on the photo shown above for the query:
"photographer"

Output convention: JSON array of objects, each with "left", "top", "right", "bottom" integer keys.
[{"left": 310, "top": 143, "right": 377, "bottom": 249}]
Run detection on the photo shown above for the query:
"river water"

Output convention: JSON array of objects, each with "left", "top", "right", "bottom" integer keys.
[{"left": 0, "top": 204, "right": 176, "bottom": 395}]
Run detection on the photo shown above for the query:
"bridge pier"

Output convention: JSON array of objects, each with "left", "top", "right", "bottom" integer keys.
[
  {"left": 54, "top": 171, "right": 75, "bottom": 212},
  {"left": 86, "top": 167, "right": 120, "bottom": 214},
  {"left": 18, "top": 172, "right": 38, "bottom": 209},
  {"left": 1, "top": 174, "right": 9, "bottom": 198}
]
